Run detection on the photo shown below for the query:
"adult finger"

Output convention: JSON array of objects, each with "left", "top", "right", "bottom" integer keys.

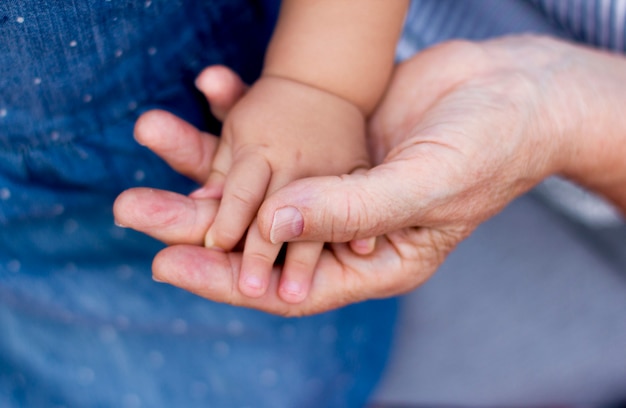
[
  {"left": 151, "top": 225, "right": 449, "bottom": 316},
  {"left": 195, "top": 65, "right": 248, "bottom": 122},
  {"left": 134, "top": 110, "right": 219, "bottom": 184},
  {"left": 133, "top": 66, "right": 246, "bottom": 184},
  {"left": 257, "top": 161, "right": 425, "bottom": 244},
  {"left": 113, "top": 188, "right": 218, "bottom": 245},
  {"left": 151, "top": 245, "right": 354, "bottom": 317}
]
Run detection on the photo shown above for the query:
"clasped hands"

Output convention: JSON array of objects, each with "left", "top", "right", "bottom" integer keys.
[{"left": 114, "top": 36, "right": 626, "bottom": 316}]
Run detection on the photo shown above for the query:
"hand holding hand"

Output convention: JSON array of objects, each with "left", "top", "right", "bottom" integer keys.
[{"left": 116, "top": 36, "right": 626, "bottom": 315}]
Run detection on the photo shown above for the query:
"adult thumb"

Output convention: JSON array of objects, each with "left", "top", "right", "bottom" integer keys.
[{"left": 257, "top": 164, "right": 417, "bottom": 244}]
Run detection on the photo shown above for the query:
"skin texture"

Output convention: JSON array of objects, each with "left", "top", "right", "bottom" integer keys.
[
  {"left": 114, "top": 36, "right": 626, "bottom": 316},
  {"left": 195, "top": 0, "right": 408, "bottom": 303},
  {"left": 193, "top": 76, "right": 369, "bottom": 303}
]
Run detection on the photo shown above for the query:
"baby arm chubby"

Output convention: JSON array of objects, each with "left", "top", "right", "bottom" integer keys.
[{"left": 195, "top": 0, "right": 409, "bottom": 303}]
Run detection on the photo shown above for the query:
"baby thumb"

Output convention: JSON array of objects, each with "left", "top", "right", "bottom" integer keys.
[{"left": 257, "top": 168, "right": 411, "bottom": 244}]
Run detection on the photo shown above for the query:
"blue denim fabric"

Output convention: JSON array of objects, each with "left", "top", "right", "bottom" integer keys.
[{"left": 0, "top": 1, "right": 398, "bottom": 407}]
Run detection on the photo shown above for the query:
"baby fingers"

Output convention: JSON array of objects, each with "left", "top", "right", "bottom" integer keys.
[
  {"left": 278, "top": 241, "right": 324, "bottom": 304},
  {"left": 239, "top": 219, "right": 282, "bottom": 297},
  {"left": 204, "top": 154, "right": 271, "bottom": 251}
]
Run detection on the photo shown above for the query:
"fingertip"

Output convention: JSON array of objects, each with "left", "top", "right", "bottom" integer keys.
[
  {"left": 195, "top": 65, "right": 247, "bottom": 122},
  {"left": 133, "top": 109, "right": 170, "bottom": 147},
  {"left": 112, "top": 188, "right": 140, "bottom": 228},
  {"left": 152, "top": 274, "right": 168, "bottom": 284},
  {"left": 195, "top": 65, "right": 230, "bottom": 91},
  {"left": 278, "top": 281, "right": 307, "bottom": 304},
  {"left": 349, "top": 237, "right": 377, "bottom": 255},
  {"left": 239, "top": 274, "right": 268, "bottom": 298},
  {"left": 203, "top": 230, "right": 225, "bottom": 252},
  {"left": 189, "top": 184, "right": 223, "bottom": 200}
]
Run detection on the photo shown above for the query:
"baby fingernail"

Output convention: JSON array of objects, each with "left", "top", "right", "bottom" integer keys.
[
  {"left": 282, "top": 281, "right": 303, "bottom": 296},
  {"left": 280, "top": 281, "right": 307, "bottom": 303},
  {"left": 245, "top": 276, "right": 262, "bottom": 288},
  {"left": 190, "top": 186, "right": 211, "bottom": 199},
  {"left": 270, "top": 206, "right": 304, "bottom": 244},
  {"left": 351, "top": 237, "right": 376, "bottom": 255},
  {"left": 204, "top": 233, "right": 213, "bottom": 248},
  {"left": 204, "top": 234, "right": 225, "bottom": 252}
]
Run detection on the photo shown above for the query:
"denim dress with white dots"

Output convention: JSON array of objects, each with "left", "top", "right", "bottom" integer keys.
[{"left": 0, "top": 1, "right": 398, "bottom": 407}]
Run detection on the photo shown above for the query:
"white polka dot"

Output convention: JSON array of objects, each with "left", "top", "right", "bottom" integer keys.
[
  {"left": 147, "top": 46, "right": 157, "bottom": 56},
  {"left": 99, "top": 325, "right": 118, "bottom": 343},
  {"left": 16, "top": 17, "right": 24, "bottom": 24},
  {"left": 145, "top": 0, "right": 152, "bottom": 7},
  {"left": 51, "top": 203, "right": 65, "bottom": 215},
  {"left": 208, "top": 373, "right": 225, "bottom": 393},
  {"left": 259, "top": 369, "right": 278, "bottom": 387},
  {"left": 172, "top": 318, "right": 188, "bottom": 334},
  {"left": 83, "top": 94, "right": 93, "bottom": 103},
  {"left": 0, "top": 109, "right": 7, "bottom": 118},
  {"left": 128, "top": 101, "right": 138, "bottom": 111},
  {"left": 227, "top": 320, "right": 244, "bottom": 336},
  {"left": 319, "top": 325, "right": 338, "bottom": 343},
  {"left": 190, "top": 381, "right": 208, "bottom": 399},
  {"left": 306, "top": 377, "right": 324, "bottom": 393},
  {"left": 116, "top": 264, "right": 133, "bottom": 280},
  {"left": 63, "top": 262, "right": 77, "bottom": 273},
  {"left": 0, "top": 188, "right": 11, "bottom": 200},
  {"left": 213, "top": 341, "right": 230, "bottom": 357},
  {"left": 12, "top": 372, "right": 26, "bottom": 387},
  {"left": 122, "top": 393, "right": 142, "bottom": 408},
  {"left": 148, "top": 350, "right": 164, "bottom": 368},
  {"left": 33, "top": 77, "right": 42, "bottom": 85},
  {"left": 76, "top": 148, "right": 89, "bottom": 160},
  {"left": 77, "top": 367, "right": 95, "bottom": 385},
  {"left": 7, "top": 260, "right": 21, "bottom": 273},
  {"left": 69, "top": 40, "right": 77, "bottom": 47},
  {"left": 116, "top": 315, "right": 130, "bottom": 328},
  {"left": 133, "top": 170, "right": 145, "bottom": 182},
  {"left": 64, "top": 219, "right": 79, "bottom": 234},
  {"left": 50, "top": 131, "right": 60, "bottom": 141},
  {"left": 115, "top": 49, "right": 123, "bottom": 58}
]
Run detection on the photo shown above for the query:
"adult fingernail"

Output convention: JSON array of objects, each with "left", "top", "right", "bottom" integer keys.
[
  {"left": 270, "top": 206, "right": 304, "bottom": 244},
  {"left": 153, "top": 275, "right": 167, "bottom": 283},
  {"left": 190, "top": 186, "right": 212, "bottom": 199}
]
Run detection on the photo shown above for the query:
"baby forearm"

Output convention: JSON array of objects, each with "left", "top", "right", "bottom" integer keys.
[{"left": 263, "top": 0, "right": 409, "bottom": 116}]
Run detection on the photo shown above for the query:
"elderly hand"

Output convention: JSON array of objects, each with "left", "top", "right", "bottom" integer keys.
[{"left": 115, "top": 36, "right": 626, "bottom": 316}]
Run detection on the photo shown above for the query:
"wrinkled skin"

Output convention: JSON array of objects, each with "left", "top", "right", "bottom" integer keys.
[{"left": 115, "top": 36, "right": 626, "bottom": 316}]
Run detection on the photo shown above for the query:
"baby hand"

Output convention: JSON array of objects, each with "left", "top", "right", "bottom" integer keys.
[{"left": 192, "top": 75, "right": 369, "bottom": 303}]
